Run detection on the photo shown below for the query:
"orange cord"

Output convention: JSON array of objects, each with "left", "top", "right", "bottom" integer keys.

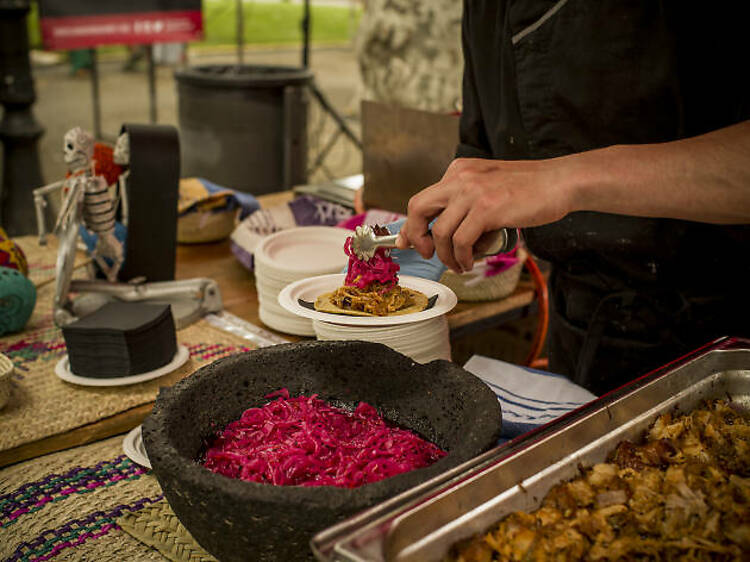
[{"left": 523, "top": 254, "right": 549, "bottom": 367}]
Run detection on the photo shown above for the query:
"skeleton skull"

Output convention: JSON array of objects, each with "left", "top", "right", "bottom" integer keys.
[
  {"left": 113, "top": 132, "right": 130, "bottom": 166},
  {"left": 63, "top": 127, "right": 94, "bottom": 172}
]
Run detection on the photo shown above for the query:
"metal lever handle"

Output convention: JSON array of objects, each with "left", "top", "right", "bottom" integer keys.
[{"left": 473, "top": 227, "right": 518, "bottom": 258}]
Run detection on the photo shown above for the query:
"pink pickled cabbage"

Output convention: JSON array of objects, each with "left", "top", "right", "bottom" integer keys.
[
  {"left": 343, "top": 236, "right": 400, "bottom": 290},
  {"left": 202, "top": 388, "right": 446, "bottom": 488}
]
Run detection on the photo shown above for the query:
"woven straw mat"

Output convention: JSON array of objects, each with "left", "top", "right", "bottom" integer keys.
[
  {"left": 0, "top": 282, "right": 258, "bottom": 453},
  {"left": 118, "top": 499, "right": 217, "bottom": 562},
  {"left": 1, "top": 435, "right": 166, "bottom": 561},
  {"left": 15, "top": 235, "right": 91, "bottom": 289}
]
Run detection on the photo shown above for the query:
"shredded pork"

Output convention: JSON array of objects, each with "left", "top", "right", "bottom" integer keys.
[{"left": 447, "top": 400, "right": 750, "bottom": 561}]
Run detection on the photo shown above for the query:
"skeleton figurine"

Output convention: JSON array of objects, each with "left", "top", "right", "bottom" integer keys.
[
  {"left": 58, "top": 127, "right": 124, "bottom": 281},
  {"left": 113, "top": 131, "right": 130, "bottom": 226},
  {"left": 33, "top": 126, "right": 223, "bottom": 327},
  {"left": 34, "top": 127, "right": 222, "bottom": 329},
  {"left": 33, "top": 128, "right": 125, "bottom": 324}
]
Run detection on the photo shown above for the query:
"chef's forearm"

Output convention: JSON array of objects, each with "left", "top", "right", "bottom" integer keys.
[{"left": 571, "top": 120, "right": 750, "bottom": 224}]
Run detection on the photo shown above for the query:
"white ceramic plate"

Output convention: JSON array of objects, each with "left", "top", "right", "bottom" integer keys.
[
  {"left": 122, "top": 425, "right": 151, "bottom": 468},
  {"left": 278, "top": 274, "right": 457, "bottom": 326},
  {"left": 255, "top": 227, "right": 350, "bottom": 277},
  {"left": 55, "top": 345, "right": 189, "bottom": 387}
]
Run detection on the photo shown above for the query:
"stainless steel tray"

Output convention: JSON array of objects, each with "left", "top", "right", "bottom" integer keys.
[{"left": 312, "top": 337, "right": 750, "bottom": 562}]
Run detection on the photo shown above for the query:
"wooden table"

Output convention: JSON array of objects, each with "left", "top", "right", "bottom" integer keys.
[{"left": 2, "top": 192, "right": 537, "bottom": 467}]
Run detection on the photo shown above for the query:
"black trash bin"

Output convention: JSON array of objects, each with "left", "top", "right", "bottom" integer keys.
[{"left": 175, "top": 64, "right": 312, "bottom": 195}]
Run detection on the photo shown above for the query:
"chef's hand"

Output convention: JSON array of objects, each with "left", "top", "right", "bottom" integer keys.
[
  {"left": 395, "top": 157, "right": 575, "bottom": 273},
  {"left": 385, "top": 218, "right": 446, "bottom": 281}
]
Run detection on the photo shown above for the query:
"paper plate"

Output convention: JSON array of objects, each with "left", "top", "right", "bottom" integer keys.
[
  {"left": 259, "top": 305, "right": 315, "bottom": 336},
  {"left": 313, "top": 317, "right": 452, "bottom": 363},
  {"left": 312, "top": 317, "right": 448, "bottom": 345},
  {"left": 122, "top": 425, "right": 151, "bottom": 469},
  {"left": 278, "top": 274, "right": 457, "bottom": 326},
  {"left": 55, "top": 345, "right": 189, "bottom": 387},
  {"left": 255, "top": 227, "right": 350, "bottom": 277},
  {"left": 313, "top": 316, "right": 450, "bottom": 343}
]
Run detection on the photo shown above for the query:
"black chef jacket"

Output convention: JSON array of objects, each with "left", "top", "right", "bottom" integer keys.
[{"left": 458, "top": 0, "right": 750, "bottom": 395}]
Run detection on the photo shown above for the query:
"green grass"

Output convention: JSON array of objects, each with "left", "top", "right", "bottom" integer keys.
[
  {"left": 27, "top": 1, "right": 361, "bottom": 50},
  {"left": 204, "top": 1, "right": 361, "bottom": 45}
]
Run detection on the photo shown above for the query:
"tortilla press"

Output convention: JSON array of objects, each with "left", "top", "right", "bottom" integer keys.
[
  {"left": 56, "top": 277, "right": 222, "bottom": 329},
  {"left": 350, "top": 224, "right": 518, "bottom": 261}
]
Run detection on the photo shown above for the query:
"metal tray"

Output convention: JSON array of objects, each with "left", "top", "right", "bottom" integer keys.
[{"left": 312, "top": 337, "right": 750, "bottom": 562}]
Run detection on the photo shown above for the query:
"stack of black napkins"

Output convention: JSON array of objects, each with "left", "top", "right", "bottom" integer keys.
[{"left": 62, "top": 302, "right": 177, "bottom": 378}]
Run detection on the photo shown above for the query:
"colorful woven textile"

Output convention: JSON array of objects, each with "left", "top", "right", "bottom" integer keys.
[
  {"left": 229, "top": 195, "right": 353, "bottom": 271},
  {"left": 0, "top": 436, "right": 166, "bottom": 561},
  {"left": 0, "top": 283, "right": 257, "bottom": 457},
  {"left": 0, "top": 228, "right": 29, "bottom": 277}
]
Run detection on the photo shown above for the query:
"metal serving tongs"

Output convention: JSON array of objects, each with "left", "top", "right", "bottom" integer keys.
[{"left": 350, "top": 224, "right": 518, "bottom": 261}]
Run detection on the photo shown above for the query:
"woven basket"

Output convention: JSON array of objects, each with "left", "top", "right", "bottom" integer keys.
[
  {"left": 440, "top": 247, "right": 527, "bottom": 302},
  {"left": 177, "top": 209, "right": 238, "bottom": 244},
  {"left": 0, "top": 352, "right": 13, "bottom": 410}
]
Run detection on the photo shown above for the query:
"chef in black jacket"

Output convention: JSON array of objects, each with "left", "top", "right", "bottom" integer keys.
[{"left": 397, "top": 1, "right": 750, "bottom": 395}]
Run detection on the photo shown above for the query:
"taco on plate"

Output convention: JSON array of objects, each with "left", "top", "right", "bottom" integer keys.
[{"left": 314, "top": 225, "right": 429, "bottom": 317}]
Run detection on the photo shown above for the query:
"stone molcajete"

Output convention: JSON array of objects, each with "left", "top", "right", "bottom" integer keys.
[{"left": 143, "top": 340, "right": 503, "bottom": 561}]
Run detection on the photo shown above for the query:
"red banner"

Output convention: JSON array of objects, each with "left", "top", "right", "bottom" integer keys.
[{"left": 40, "top": 10, "right": 203, "bottom": 50}]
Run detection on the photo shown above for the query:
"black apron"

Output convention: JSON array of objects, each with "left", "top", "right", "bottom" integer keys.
[{"left": 459, "top": 1, "right": 750, "bottom": 395}]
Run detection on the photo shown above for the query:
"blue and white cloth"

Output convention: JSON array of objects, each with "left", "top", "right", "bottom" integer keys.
[{"left": 463, "top": 355, "right": 597, "bottom": 442}]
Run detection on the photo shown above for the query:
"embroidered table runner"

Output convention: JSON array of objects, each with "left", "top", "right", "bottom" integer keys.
[{"left": 1, "top": 435, "right": 167, "bottom": 561}]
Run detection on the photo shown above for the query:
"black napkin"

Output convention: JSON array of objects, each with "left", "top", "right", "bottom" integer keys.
[{"left": 62, "top": 302, "right": 177, "bottom": 378}]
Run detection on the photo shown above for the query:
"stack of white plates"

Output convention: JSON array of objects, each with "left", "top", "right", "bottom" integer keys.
[
  {"left": 278, "top": 273, "right": 458, "bottom": 363},
  {"left": 313, "top": 316, "right": 451, "bottom": 363},
  {"left": 254, "top": 227, "right": 350, "bottom": 336}
]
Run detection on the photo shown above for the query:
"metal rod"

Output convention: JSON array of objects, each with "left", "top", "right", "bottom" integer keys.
[
  {"left": 348, "top": 0, "right": 356, "bottom": 44},
  {"left": 147, "top": 44, "right": 157, "bottom": 123},
  {"left": 309, "top": 127, "right": 342, "bottom": 176},
  {"left": 236, "top": 0, "right": 244, "bottom": 64},
  {"left": 309, "top": 80, "right": 362, "bottom": 150},
  {"left": 301, "top": 0, "right": 311, "bottom": 68},
  {"left": 89, "top": 48, "right": 102, "bottom": 139}
]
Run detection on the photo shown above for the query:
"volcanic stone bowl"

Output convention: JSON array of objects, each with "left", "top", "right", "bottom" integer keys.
[{"left": 143, "top": 340, "right": 502, "bottom": 561}]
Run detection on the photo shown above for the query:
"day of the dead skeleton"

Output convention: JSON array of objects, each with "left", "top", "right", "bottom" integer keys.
[
  {"left": 33, "top": 128, "right": 124, "bottom": 323},
  {"left": 113, "top": 131, "right": 130, "bottom": 226},
  {"left": 34, "top": 128, "right": 127, "bottom": 272},
  {"left": 33, "top": 127, "right": 223, "bottom": 328}
]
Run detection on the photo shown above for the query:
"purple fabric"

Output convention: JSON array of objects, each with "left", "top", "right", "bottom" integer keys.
[
  {"left": 230, "top": 240, "right": 254, "bottom": 271},
  {"left": 288, "top": 196, "right": 353, "bottom": 227}
]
